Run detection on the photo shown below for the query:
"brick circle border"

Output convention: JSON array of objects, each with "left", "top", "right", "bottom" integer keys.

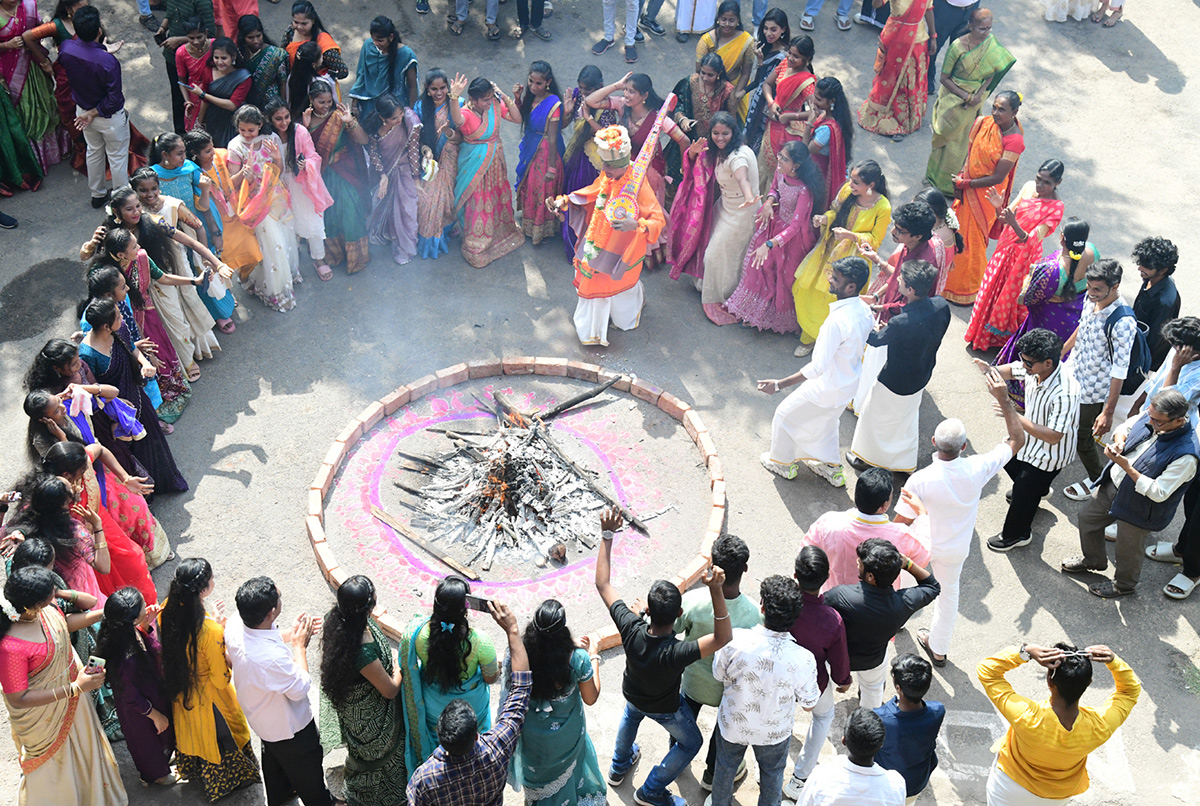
[{"left": 306, "top": 357, "right": 726, "bottom": 651}]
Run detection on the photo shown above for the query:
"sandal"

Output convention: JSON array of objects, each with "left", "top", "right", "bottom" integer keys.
[
  {"left": 217, "top": 318, "right": 236, "bottom": 334},
  {"left": 1164, "top": 573, "right": 1197, "bottom": 600},
  {"left": 1062, "top": 478, "right": 1096, "bottom": 501},
  {"left": 915, "top": 628, "right": 946, "bottom": 668},
  {"left": 1060, "top": 556, "right": 1105, "bottom": 574},
  {"left": 1145, "top": 541, "right": 1183, "bottom": 564},
  {"left": 158, "top": 420, "right": 174, "bottom": 435},
  {"left": 315, "top": 263, "right": 333, "bottom": 281},
  {"left": 487, "top": 23, "right": 501, "bottom": 40},
  {"left": 1103, "top": 9, "right": 1122, "bottom": 26},
  {"left": 1090, "top": 11, "right": 1104, "bottom": 22},
  {"left": 1088, "top": 579, "right": 1135, "bottom": 598},
  {"left": 510, "top": 26, "right": 523, "bottom": 38},
  {"left": 532, "top": 26, "right": 552, "bottom": 40},
  {"left": 448, "top": 20, "right": 464, "bottom": 35},
  {"left": 799, "top": 15, "right": 815, "bottom": 30},
  {"left": 186, "top": 366, "right": 201, "bottom": 382}
]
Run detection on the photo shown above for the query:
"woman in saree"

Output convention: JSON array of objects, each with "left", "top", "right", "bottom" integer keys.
[
  {"left": 349, "top": 16, "right": 418, "bottom": 134},
  {"left": 559, "top": 65, "right": 616, "bottom": 260},
  {"left": 318, "top": 575, "right": 407, "bottom": 806},
  {"left": 0, "top": 68, "right": 42, "bottom": 192},
  {"left": 160, "top": 559, "right": 260, "bottom": 802},
  {"left": 447, "top": 74, "right": 526, "bottom": 268},
  {"left": 399, "top": 575, "right": 497, "bottom": 772},
  {"left": 727, "top": 140, "right": 823, "bottom": 333},
  {"left": 943, "top": 90, "right": 1024, "bottom": 305},
  {"left": 0, "top": 0, "right": 69, "bottom": 174},
  {"left": 924, "top": 8, "right": 1015, "bottom": 194},
  {"left": 0, "top": 565, "right": 125, "bottom": 806},
  {"left": 514, "top": 60, "right": 565, "bottom": 245},
  {"left": 856, "top": 0, "right": 935, "bottom": 139},
  {"left": 414, "top": 69, "right": 463, "bottom": 260},
  {"left": 78, "top": 299, "right": 187, "bottom": 492},
  {"left": 801, "top": 76, "right": 852, "bottom": 199},
  {"left": 742, "top": 8, "right": 790, "bottom": 153},
  {"left": 176, "top": 17, "right": 214, "bottom": 133},
  {"left": 665, "top": 53, "right": 735, "bottom": 187},
  {"left": 757, "top": 35, "right": 815, "bottom": 196},
  {"left": 283, "top": 2, "right": 348, "bottom": 92},
  {"left": 694, "top": 0, "right": 755, "bottom": 124},
  {"left": 792, "top": 159, "right": 891, "bottom": 355},
  {"left": 304, "top": 79, "right": 372, "bottom": 274},
  {"left": 367, "top": 93, "right": 422, "bottom": 265},
  {"left": 184, "top": 128, "right": 263, "bottom": 288},
  {"left": 507, "top": 600, "right": 606, "bottom": 806},
  {"left": 914, "top": 187, "right": 960, "bottom": 295},
  {"left": 193, "top": 38, "right": 251, "bottom": 149},
  {"left": 237, "top": 15, "right": 288, "bottom": 110},
  {"left": 266, "top": 97, "right": 334, "bottom": 279},
  {"left": 996, "top": 217, "right": 1096, "bottom": 409},
  {"left": 229, "top": 103, "right": 301, "bottom": 310},
  {"left": 965, "top": 159, "right": 1065, "bottom": 350}
]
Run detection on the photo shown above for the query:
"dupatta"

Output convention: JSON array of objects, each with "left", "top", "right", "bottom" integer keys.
[
  {"left": 868, "top": 0, "right": 931, "bottom": 109},
  {"left": 312, "top": 113, "right": 368, "bottom": 198},
  {"left": 667, "top": 146, "right": 716, "bottom": 281},
  {"left": 454, "top": 103, "right": 500, "bottom": 208},
  {"left": 768, "top": 67, "right": 815, "bottom": 153},
  {"left": 7, "top": 607, "right": 79, "bottom": 774},
  {"left": 515, "top": 94, "right": 563, "bottom": 187},
  {"left": 247, "top": 45, "right": 288, "bottom": 107},
  {"left": 811, "top": 117, "right": 846, "bottom": 194},
  {"left": 0, "top": 0, "right": 35, "bottom": 98},
  {"left": 291, "top": 124, "right": 334, "bottom": 213}
]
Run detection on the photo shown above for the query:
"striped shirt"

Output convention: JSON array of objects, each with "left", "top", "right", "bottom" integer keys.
[{"left": 1012, "top": 363, "right": 1081, "bottom": 472}]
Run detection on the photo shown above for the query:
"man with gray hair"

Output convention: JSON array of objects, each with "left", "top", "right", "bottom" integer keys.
[
  {"left": 895, "top": 370, "right": 1024, "bottom": 667},
  {"left": 1062, "top": 389, "right": 1199, "bottom": 598}
]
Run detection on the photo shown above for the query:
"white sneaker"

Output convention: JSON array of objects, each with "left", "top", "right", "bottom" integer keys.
[
  {"left": 804, "top": 460, "right": 846, "bottom": 488},
  {"left": 794, "top": 341, "right": 814, "bottom": 357},
  {"left": 1105, "top": 523, "right": 1118, "bottom": 542},
  {"left": 782, "top": 775, "right": 806, "bottom": 802},
  {"left": 762, "top": 452, "right": 799, "bottom": 480}
]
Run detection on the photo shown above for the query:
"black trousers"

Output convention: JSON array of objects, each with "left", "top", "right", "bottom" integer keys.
[
  {"left": 927, "top": 0, "right": 979, "bottom": 92},
  {"left": 639, "top": 0, "right": 665, "bottom": 22},
  {"left": 1002, "top": 458, "right": 1061, "bottom": 540},
  {"left": 1174, "top": 477, "right": 1200, "bottom": 578},
  {"left": 164, "top": 45, "right": 186, "bottom": 134},
  {"left": 858, "top": 0, "right": 890, "bottom": 29},
  {"left": 261, "top": 719, "right": 335, "bottom": 806},
  {"left": 517, "top": 0, "right": 544, "bottom": 28}
]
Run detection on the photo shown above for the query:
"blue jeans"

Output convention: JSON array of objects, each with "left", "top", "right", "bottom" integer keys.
[
  {"left": 711, "top": 725, "right": 790, "bottom": 806},
  {"left": 135, "top": 0, "right": 151, "bottom": 16},
  {"left": 752, "top": 0, "right": 767, "bottom": 25},
  {"left": 803, "top": 0, "right": 855, "bottom": 20},
  {"left": 611, "top": 695, "right": 702, "bottom": 797}
]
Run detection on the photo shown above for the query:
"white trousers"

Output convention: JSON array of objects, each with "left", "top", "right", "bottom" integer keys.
[
  {"left": 927, "top": 556, "right": 966, "bottom": 656},
  {"left": 791, "top": 682, "right": 835, "bottom": 780},
  {"left": 603, "top": 0, "right": 641, "bottom": 44},
  {"left": 80, "top": 107, "right": 130, "bottom": 199},
  {"left": 987, "top": 761, "right": 1071, "bottom": 804},
  {"left": 856, "top": 655, "right": 890, "bottom": 710},
  {"left": 573, "top": 282, "right": 644, "bottom": 347}
]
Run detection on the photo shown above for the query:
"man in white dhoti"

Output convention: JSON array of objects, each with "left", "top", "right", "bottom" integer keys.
[
  {"left": 756, "top": 256, "right": 873, "bottom": 488},
  {"left": 675, "top": 0, "right": 717, "bottom": 41},
  {"left": 848, "top": 259, "right": 951, "bottom": 474},
  {"left": 894, "top": 370, "right": 1025, "bottom": 667}
]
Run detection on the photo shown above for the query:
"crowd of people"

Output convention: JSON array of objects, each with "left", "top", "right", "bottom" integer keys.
[{"left": 0, "top": 0, "right": 1180, "bottom": 803}]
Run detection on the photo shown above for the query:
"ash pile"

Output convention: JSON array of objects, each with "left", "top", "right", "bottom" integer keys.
[{"left": 387, "top": 381, "right": 650, "bottom": 574}]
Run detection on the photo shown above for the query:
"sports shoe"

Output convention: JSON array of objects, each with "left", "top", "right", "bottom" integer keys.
[
  {"left": 416, "top": 0, "right": 431, "bottom": 12},
  {"left": 699, "top": 759, "right": 746, "bottom": 791},
  {"left": 591, "top": 38, "right": 615, "bottom": 55},
  {"left": 783, "top": 775, "right": 807, "bottom": 802},
  {"left": 1005, "top": 487, "right": 1053, "bottom": 504},
  {"left": 635, "top": 28, "right": 645, "bottom": 42},
  {"left": 607, "top": 744, "right": 640, "bottom": 786},
  {"left": 543, "top": 0, "right": 552, "bottom": 16},
  {"left": 1105, "top": 523, "right": 1118, "bottom": 542},
  {"left": 853, "top": 12, "right": 872, "bottom": 25},
  {"left": 625, "top": 45, "right": 638, "bottom": 63},
  {"left": 634, "top": 786, "right": 686, "bottom": 806},
  {"left": 139, "top": 13, "right": 159, "bottom": 31},
  {"left": 640, "top": 16, "right": 666, "bottom": 36},
  {"left": 762, "top": 452, "right": 798, "bottom": 480},
  {"left": 987, "top": 533, "right": 1032, "bottom": 552},
  {"left": 676, "top": 31, "right": 689, "bottom": 42},
  {"left": 794, "top": 340, "right": 814, "bottom": 357},
  {"left": 0, "top": 211, "right": 16, "bottom": 229},
  {"left": 805, "top": 460, "right": 846, "bottom": 488}
]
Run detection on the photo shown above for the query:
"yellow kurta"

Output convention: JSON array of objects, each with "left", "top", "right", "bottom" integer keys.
[{"left": 170, "top": 616, "right": 252, "bottom": 764}]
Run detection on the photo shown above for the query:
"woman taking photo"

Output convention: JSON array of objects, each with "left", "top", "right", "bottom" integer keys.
[
  {"left": 0, "top": 566, "right": 123, "bottom": 805},
  {"left": 414, "top": 69, "right": 463, "bottom": 260},
  {"left": 400, "top": 575, "right": 498, "bottom": 771},
  {"left": 193, "top": 37, "right": 252, "bottom": 149},
  {"left": 161, "top": 558, "right": 260, "bottom": 801},
  {"left": 965, "top": 159, "right": 1065, "bottom": 350},
  {"left": 318, "top": 575, "right": 406, "bottom": 806},
  {"left": 237, "top": 15, "right": 288, "bottom": 109},
  {"left": 507, "top": 599, "right": 606, "bottom": 806},
  {"left": 742, "top": 8, "right": 790, "bottom": 152},
  {"left": 756, "top": 36, "right": 816, "bottom": 195},
  {"left": 514, "top": 60, "right": 565, "bottom": 245},
  {"left": 367, "top": 94, "right": 422, "bottom": 265}
]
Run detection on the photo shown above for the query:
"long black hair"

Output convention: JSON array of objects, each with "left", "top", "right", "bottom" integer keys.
[
  {"left": 418, "top": 68, "right": 452, "bottom": 152},
  {"left": 106, "top": 186, "right": 179, "bottom": 276},
  {"left": 757, "top": 8, "right": 791, "bottom": 55},
  {"left": 24, "top": 390, "right": 84, "bottom": 464},
  {"left": 789, "top": 35, "right": 815, "bottom": 72},
  {"left": 288, "top": 41, "right": 323, "bottom": 120},
  {"left": 160, "top": 558, "right": 214, "bottom": 709},
  {"left": 208, "top": 36, "right": 246, "bottom": 71},
  {"left": 815, "top": 76, "right": 853, "bottom": 162},
  {"left": 183, "top": 128, "right": 213, "bottom": 163},
  {"left": 697, "top": 52, "right": 728, "bottom": 86},
  {"left": 711, "top": 0, "right": 744, "bottom": 32},
  {"left": 319, "top": 575, "right": 377, "bottom": 707},
  {"left": 522, "top": 599, "right": 576, "bottom": 700},
  {"left": 519, "top": 60, "right": 563, "bottom": 134},
  {"left": 89, "top": 227, "right": 146, "bottom": 310},
  {"left": 9, "top": 537, "right": 56, "bottom": 576},
  {"left": 780, "top": 139, "right": 827, "bottom": 212},
  {"left": 95, "top": 587, "right": 150, "bottom": 697},
  {"left": 290, "top": 1, "right": 327, "bottom": 37},
  {"left": 236, "top": 14, "right": 276, "bottom": 58},
  {"left": 831, "top": 160, "right": 887, "bottom": 230},
  {"left": 424, "top": 576, "right": 475, "bottom": 691},
  {"left": 1059, "top": 216, "right": 1090, "bottom": 300},
  {"left": 914, "top": 188, "right": 964, "bottom": 253},
  {"left": 369, "top": 16, "right": 400, "bottom": 95},
  {"left": 0, "top": 567, "right": 57, "bottom": 643},
  {"left": 148, "top": 132, "right": 184, "bottom": 168},
  {"left": 264, "top": 97, "right": 299, "bottom": 175},
  {"left": 78, "top": 264, "right": 128, "bottom": 324},
  {"left": 24, "top": 338, "right": 77, "bottom": 394},
  {"left": 6, "top": 473, "right": 81, "bottom": 565},
  {"left": 624, "top": 74, "right": 664, "bottom": 121}
]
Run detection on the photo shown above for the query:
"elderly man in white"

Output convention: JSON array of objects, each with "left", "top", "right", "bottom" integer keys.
[{"left": 895, "top": 369, "right": 1025, "bottom": 668}]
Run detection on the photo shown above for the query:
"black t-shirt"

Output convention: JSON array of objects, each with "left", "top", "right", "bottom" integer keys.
[{"left": 609, "top": 600, "right": 703, "bottom": 714}]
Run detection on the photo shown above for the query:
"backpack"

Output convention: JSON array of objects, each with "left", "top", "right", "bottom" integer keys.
[{"left": 1103, "top": 305, "right": 1152, "bottom": 397}]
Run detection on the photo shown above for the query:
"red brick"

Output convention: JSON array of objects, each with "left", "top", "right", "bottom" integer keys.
[
  {"left": 698, "top": 432, "right": 718, "bottom": 466},
  {"left": 630, "top": 378, "right": 662, "bottom": 405},
  {"left": 371, "top": 606, "right": 388, "bottom": 622},
  {"left": 377, "top": 613, "right": 406, "bottom": 640},
  {"left": 683, "top": 410, "right": 708, "bottom": 441},
  {"left": 532, "top": 356, "right": 569, "bottom": 376},
  {"left": 467, "top": 358, "right": 503, "bottom": 379},
  {"left": 596, "top": 369, "right": 632, "bottom": 392},
  {"left": 307, "top": 490, "right": 324, "bottom": 522},
  {"left": 566, "top": 361, "right": 601, "bottom": 382},
  {"left": 502, "top": 356, "right": 537, "bottom": 375},
  {"left": 707, "top": 506, "right": 726, "bottom": 536},
  {"left": 313, "top": 542, "right": 340, "bottom": 584},
  {"left": 669, "top": 575, "right": 687, "bottom": 590},
  {"left": 595, "top": 629, "right": 622, "bottom": 652},
  {"left": 679, "top": 555, "right": 710, "bottom": 587},
  {"left": 356, "top": 401, "right": 385, "bottom": 432},
  {"left": 328, "top": 565, "right": 350, "bottom": 588},
  {"left": 436, "top": 363, "right": 470, "bottom": 388},
  {"left": 336, "top": 421, "right": 363, "bottom": 447},
  {"left": 700, "top": 529, "right": 722, "bottom": 560},
  {"left": 380, "top": 386, "right": 411, "bottom": 415},
  {"left": 408, "top": 374, "right": 438, "bottom": 401},
  {"left": 306, "top": 514, "right": 325, "bottom": 544},
  {"left": 708, "top": 456, "right": 725, "bottom": 484},
  {"left": 323, "top": 442, "right": 346, "bottom": 472},
  {"left": 656, "top": 392, "right": 691, "bottom": 420},
  {"left": 311, "top": 463, "right": 335, "bottom": 498},
  {"left": 711, "top": 480, "right": 726, "bottom": 509}
]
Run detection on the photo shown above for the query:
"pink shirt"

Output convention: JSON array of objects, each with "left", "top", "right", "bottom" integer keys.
[{"left": 801, "top": 509, "right": 932, "bottom": 594}]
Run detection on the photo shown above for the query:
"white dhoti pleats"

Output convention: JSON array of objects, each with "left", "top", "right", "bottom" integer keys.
[
  {"left": 769, "top": 381, "right": 845, "bottom": 466},
  {"left": 573, "top": 282, "right": 645, "bottom": 347},
  {"left": 850, "top": 382, "right": 922, "bottom": 472}
]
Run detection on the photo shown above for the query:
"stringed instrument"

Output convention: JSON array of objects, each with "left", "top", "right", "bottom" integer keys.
[{"left": 604, "top": 92, "right": 679, "bottom": 225}]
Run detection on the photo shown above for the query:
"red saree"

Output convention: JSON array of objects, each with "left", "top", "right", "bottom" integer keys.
[
  {"left": 811, "top": 117, "right": 847, "bottom": 202},
  {"left": 757, "top": 67, "right": 815, "bottom": 194},
  {"left": 857, "top": 0, "right": 932, "bottom": 136}
]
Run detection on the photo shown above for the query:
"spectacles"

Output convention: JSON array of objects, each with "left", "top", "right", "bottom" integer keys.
[{"left": 1019, "top": 357, "right": 1037, "bottom": 368}]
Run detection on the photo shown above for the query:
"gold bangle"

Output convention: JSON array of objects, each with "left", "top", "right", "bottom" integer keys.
[{"left": 70, "top": 682, "right": 82, "bottom": 699}]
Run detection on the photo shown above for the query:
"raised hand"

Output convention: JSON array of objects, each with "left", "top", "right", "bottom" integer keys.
[
  {"left": 600, "top": 506, "right": 624, "bottom": 534},
  {"left": 335, "top": 103, "right": 354, "bottom": 123},
  {"left": 450, "top": 72, "right": 469, "bottom": 98}
]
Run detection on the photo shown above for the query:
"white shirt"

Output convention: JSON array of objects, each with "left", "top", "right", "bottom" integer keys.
[
  {"left": 802, "top": 297, "right": 874, "bottom": 408},
  {"left": 897, "top": 441, "right": 1014, "bottom": 563},
  {"left": 225, "top": 617, "right": 314, "bottom": 743},
  {"left": 713, "top": 626, "right": 819, "bottom": 746},
  {"left": 797, "top": 756, "right": 906, "bottom": 806}
]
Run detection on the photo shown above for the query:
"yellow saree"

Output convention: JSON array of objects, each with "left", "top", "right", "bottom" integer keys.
[{"left": 697, "top": 30, "right": 756, "bottom": 124}]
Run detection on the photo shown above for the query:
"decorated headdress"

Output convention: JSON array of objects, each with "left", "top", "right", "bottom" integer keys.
[{"left": 594, "top": 125, "right": 632, "bottom": 168}]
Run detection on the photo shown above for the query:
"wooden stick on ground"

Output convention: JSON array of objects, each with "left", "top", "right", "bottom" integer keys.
[
  {"left": 395, "top": 449, "right": 448, "bottom": 469},
  {"left": 371, "top": 506, "right": 480, "bottom": 580},
  {"left": 539, "top": 376, "right": 623, "bottom": 421}
]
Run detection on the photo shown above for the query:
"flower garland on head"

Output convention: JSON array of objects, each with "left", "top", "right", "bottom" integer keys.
[
  {"left": 945, "top": 207, "right": 959, "bottom": 233},
  {"left": 0, "top": 595, "right": 20, "bottom": 622}
]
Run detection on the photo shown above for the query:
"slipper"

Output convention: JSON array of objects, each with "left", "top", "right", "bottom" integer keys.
[
  {"left": 532, "top": 26, "right": 552, "bottom": 40},
  {"left": 1164, "top": 573, "right": 1197, "bottom": 600},
  {"left": 915, "top": 628, "right": 946, "bottom": 668},
  {"left": 510, "top": 26, "right": 523, "bottom": 38},
  {"left": 315, "top": 264, "right": 333, "bottom": 281},
  {"left": 448, "top": 20, "right": 464, "bottom": 35},
  {"left": 1060, "top": 556, "right": 1105, "bottom": 574},
  {"left": 836, "top": 16, "right": 852, "bottom": 31},
  {"left": 158, "top": 421, "right": 174, "bottom": 435},
  {"left": 186, "top": 367, "right": 201, "bottom": 382},
  {"left": 1090, "top": 12, "right": 1103, "bottom": 22},
  {"left": 799, "top": 15, "right": 815, "bottom": 31},
  {"left": 487, "top": 24, "right": 501, "bottom": 40},
  {"left": 217, "top": 318, "right": 235, "bottom": 334},
  {"left": 1103, "top": 11, "right": 1122, "bottom": 26},
  {"left": 1063, "top": 478, "right": 1096, "bottom": 501},
  {"left": 1089, "top": 580, "right": 1135, "bottom": 598},
  {"left": 1145, "top": 541, "right": 1183, "bottom": 564}
]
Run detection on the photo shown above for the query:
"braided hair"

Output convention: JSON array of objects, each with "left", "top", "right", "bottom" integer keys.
[
  {"left": 424, "top": 576, "right": 474, "bottom": 691},
  {"left": 160, "top": 558, "right": 214, "bottom": 708}
]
